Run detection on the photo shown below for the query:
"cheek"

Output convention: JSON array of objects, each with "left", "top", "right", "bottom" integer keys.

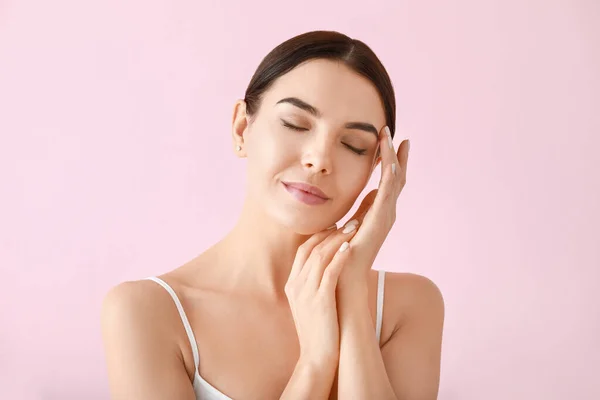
[
  {"left": 335, "top": 162, "right": 371, "bottom": 200},
  {"left": 246, "top": 124, "right": 291, "bottom": 177}
]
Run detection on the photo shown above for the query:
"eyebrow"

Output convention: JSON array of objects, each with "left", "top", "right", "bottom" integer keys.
[{"left": 275, "top": 97, "right": 379, "bottom": 138}]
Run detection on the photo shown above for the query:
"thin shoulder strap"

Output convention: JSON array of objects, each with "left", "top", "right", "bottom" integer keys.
[
  {"left": 145, "top": 277, "right": 200, "bottom": 369},
  {"left": 376, "top": 270, "right": 386, "bottom": 344}
]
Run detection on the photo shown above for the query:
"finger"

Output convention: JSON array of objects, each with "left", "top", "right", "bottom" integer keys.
[
  {"left": 397, "top": 138, "right": 410, "bottom": 187},
  {"left": 347, "top": 127, "right": 401, "bottom": 250},
  {"left": 376, "top": 126, "right": 397, "bottom": 196},
  {"left": 319, "top": 240, "right": 353, "bottom": 294},
  {"left": 382, "top": 125, "right": 398, "bottom": 181},
  {"left": 372, "top": 125, "right": 401, "bottom": 211},
  {"left": 375, "top": 136, "right": 409, "bottom": 211},
  {"left": 304, "top": 222, "right": 359, "bottom": 290},
  {"left": 289, "top": 226, "right": 337, "bottom": 282}
]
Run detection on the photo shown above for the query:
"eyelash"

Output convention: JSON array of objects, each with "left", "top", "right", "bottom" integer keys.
[{"left": 281, "top": 120, "right": 367, "bottom": 156}]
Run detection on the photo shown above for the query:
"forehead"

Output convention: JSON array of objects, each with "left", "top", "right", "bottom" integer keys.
[{"left": 261, "top": 59, "right": 386, "bottom": 126}]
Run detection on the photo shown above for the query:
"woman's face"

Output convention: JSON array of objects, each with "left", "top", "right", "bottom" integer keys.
[{"left": 238, "top": 59, "right": 386, "bottom": 234}]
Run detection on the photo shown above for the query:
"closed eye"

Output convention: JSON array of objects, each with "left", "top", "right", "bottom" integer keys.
[
  {"left": 281, "top": 120, "right": 307, "bottom": 131},
  {"left": 281, "top": 119, "right": 367, "bottom": 156},
  {"left": 344, "top": 143, "right": 367, "bottom": 155}
]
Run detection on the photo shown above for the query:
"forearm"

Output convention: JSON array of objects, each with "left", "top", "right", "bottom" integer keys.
[
  {"left": 336, "top": 288, "right": 396, "bottom": 400},
  {"left": 280, "top": 358, "right": 336, "bottom": 400}
]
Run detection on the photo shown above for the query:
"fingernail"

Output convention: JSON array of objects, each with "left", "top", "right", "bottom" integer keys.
[
  {"left": 385, "top": 126, "right": 393, "bottom": 149},
  {"left": 342, "top": 223, "right": 357, "bottom": 234},
  {"left": 345, "top": 219, "right": 359, "bottom": 227},
  {"left": 392, "top": 163, "right": 396, "bottom": 175},
  {"left": 339, "top": 241, "right": 350, "bottom": 252}
]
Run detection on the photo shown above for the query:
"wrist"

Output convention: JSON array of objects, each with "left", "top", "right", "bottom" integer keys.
[
  {"left": 294, "top": 356, "right": 337, "bottom": 389},
  {"left": 281, "top": 356, "right": 337, "bottom": 399},
  {"left": 337, "top": 263, "right": 369, "bottom": 293},
  {"left": 297, "top": 353, "right": 338, "bottom": 374},
  {"left": 336, "top": 278, "right": 369, "bottom": 306}
]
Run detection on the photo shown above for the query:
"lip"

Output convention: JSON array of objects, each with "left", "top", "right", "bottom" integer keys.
[
  {"left": 282, "top": 181, "right": 330, "bottom": 205},
  {"left": 282, "top": 181, "right": 329, "bottom": 199}
]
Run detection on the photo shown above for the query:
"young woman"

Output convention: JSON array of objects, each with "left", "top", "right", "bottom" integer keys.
[{"left": 101, "top": 30, "right": 444, "bottom": 400}]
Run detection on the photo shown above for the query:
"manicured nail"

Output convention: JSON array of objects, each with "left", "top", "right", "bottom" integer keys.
[
  {"left": 406, "top": 139, "right": 410, "bottom": 153},
  {"left": 345, "top": 219, "right": 359, "bottom": 227},
  {"left": 385, "top": 126, "right": 393, "bottom": 149},
  {"left": 342, "top": 223, "right": 357, "bottom": 234},
  {"left": 391, "top": 163, "right": 396, "bottom": 175},
  {"left": 339, "top": 241, "right": 350, "bottom": 252}
]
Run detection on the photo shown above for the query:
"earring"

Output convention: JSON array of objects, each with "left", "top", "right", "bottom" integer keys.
[{"left": 235, "top": 145, "right": 242, "bottom": 151}]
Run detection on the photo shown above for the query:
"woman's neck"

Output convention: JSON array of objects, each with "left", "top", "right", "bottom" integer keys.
[{"left": 208, "top": 199, "right": 311, "bottom": 302}]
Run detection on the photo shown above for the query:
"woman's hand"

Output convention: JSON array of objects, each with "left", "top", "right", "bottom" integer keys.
[
  {"left": 285, "top": 222, "right": 360, "bottom": 368},
  {"left": 337, "top": 125, "right": 410, "bottom": 291}
]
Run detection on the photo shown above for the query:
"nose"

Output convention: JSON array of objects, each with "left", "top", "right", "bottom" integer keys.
[{"left": 301, "top": 137, "right": 333, "bottom": 175}]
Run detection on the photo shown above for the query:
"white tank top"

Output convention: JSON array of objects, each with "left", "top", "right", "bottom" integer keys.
[{"left": 145, "top": 270, "right": 387, "bottom": 400}]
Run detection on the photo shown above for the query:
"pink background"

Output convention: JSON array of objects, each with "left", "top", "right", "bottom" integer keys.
[{"left": 1, "top": 1, "right": 598, "bottom": 399}]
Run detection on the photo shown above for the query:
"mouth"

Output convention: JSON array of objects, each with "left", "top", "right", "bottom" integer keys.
[{"left": 282, "top": 181, "right": 330, "bottom": 206}]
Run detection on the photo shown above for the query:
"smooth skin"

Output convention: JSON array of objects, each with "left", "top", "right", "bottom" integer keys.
[{"left": 101, "top": 59, "right": 444, "bottom": 399}]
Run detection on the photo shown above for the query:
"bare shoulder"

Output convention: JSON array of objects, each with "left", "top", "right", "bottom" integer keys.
[
  {"left": 380, "top": 271, "right": 445, "bottom": 329},
  {"left": 101, "top": 279, "right": 196, "bottom": 399},
  {"left": 100, "top": 278, "right": 184, "bottom": 366},
  {"left": 377, "top": 272, "right": 445, "bottom": 398},
  {"left": 101, "top": 279, "right": 176, "bottom": 328},
  {"left": 101, "top": 276, "right": 193, "bottom": 354}
]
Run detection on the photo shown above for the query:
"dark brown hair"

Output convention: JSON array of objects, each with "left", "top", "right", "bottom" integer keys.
[{"left": 243, "top": 30, "right": 397, "bottom": 138}]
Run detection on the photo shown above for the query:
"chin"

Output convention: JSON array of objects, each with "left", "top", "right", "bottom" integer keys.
[
  {"left": 269, "top": 207, "right": 335, "bottom": 236},
  {"left": 292, "top": 224, "right": 327, "bottom": 236},
  {"left": 253, "top": 184, "right": 345, "bottom": 235}
]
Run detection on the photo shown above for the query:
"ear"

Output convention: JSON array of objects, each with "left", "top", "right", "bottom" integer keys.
[{"left": 231, "top": 99, "right": 248, "bottom": 157}]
